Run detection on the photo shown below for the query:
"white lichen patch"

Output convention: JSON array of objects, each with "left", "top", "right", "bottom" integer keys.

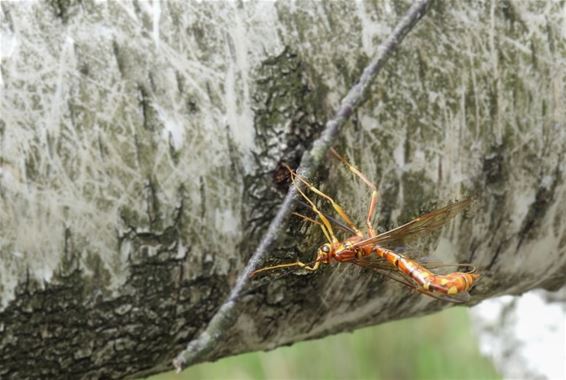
[
  {"left": 231, "top": 0, "right": 566, "bottom": 355},
  {"left": 0, "top": 7, "right": 565, "bottom": 375},
  {"left": 0, "top": 1, "right": 290, "bottom": 307}
]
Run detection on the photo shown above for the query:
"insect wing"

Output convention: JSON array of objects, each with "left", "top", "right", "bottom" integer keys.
[
  {"left": 350, "top": 256, "right": 417, "bottom": 288},
  {"left": 353, "top": 197, "right": 474, "bottom": 250},
  {"left": 350, "top": 254, "right": 396, "bottom": 272},
  {"left": 406, "top": 256, "right": 478, "bottom": 275},
  {"left": 351, "top": 255, "right": 471, "bottom": 304}
]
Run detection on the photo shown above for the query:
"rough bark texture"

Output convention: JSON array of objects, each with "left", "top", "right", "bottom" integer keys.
[{"left": 0, "top": 1, "right": 564, "bottom": 379}]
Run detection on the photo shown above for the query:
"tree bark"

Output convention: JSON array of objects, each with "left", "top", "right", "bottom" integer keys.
[{"left": 0, "top": 1, "right": 564, "bottom": 379}]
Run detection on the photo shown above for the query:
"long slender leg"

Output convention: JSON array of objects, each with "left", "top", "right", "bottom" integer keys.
[
  {"left": 291, "top": 212, "right": 332, "bottom": 243},
  {"left": 288, "top": 166, "right": 363, "bottom": 237},
  {"left": 292, "top": 212, "right": 321, "bottom": 226},
  {"left": 251, "top": 260, "right": 320, "bottom": 277},
  {"left": 251, "top": 208, "right": 324, "bottom": 277},
  {"left": 286, "top": 166, "right": 338, "bottom": 243},
  {"left": 293, "top": 206, "right": 356, "bottom": 234},
  {"left": 252, "top": 168, "right": 334, "bottom": 278},
  {"left": 330, "top": 148, "right": 379, "bottom": 237}
]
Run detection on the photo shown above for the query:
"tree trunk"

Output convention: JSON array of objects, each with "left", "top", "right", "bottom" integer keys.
[{"left": 0, "top": 1, "right": 564, "bottom": 378}]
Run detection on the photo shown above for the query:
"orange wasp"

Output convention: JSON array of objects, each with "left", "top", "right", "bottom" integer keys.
[{"left": 252, "top": 149, "right": 479, "bottom": 303}]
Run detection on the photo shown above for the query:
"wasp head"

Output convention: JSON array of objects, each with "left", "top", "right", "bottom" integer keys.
[{"left": 316, "top": 243, "right": 333, "bottom": 263}]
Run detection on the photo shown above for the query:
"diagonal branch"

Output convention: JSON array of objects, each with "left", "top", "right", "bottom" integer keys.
[{"left": 173, "top": 0, "right": 431, "bottom": 371}]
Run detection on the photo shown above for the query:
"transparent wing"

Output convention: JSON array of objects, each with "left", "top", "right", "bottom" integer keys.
[
  {"left": 350, "top": 255, "right": 472, "bottom": 303},
  {"left": 408, "top": 256, "right": 477, "bottom": 275},
  {"left": 352, "top": 197, "right": 474, "bottom": 250},
  {"left": 350, "top": 249, "right": 477, "bottom": 273},
  {"left": 392, "top": 258, "right": 477, "bottom": 276}
]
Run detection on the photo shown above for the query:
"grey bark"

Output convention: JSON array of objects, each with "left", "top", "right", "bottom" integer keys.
[
  {"left": 0, "top": 1, "right": 564, "bottom": 379},
  {"left": 172, "top": 0, "right": 430, "bottom": 371}
]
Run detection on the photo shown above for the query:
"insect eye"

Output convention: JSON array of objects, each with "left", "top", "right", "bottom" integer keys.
[{"left": 321, "top": 244, "right": 330, "bottom": 253}]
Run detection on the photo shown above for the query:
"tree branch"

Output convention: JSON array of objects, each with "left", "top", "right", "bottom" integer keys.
[{"left": 173, "top": 0, "right": 431, "bottom": 371}]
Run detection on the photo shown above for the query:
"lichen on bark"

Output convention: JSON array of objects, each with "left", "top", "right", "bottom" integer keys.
[{"left": 0, "top": 1, "right": 565, "bottom": 378}]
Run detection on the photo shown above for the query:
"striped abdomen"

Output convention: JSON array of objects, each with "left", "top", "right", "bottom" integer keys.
[
  {"left": 374, "top": 247, "right": 479, "bottom": 295},
  {"left": 427, "top": 271, "right": 479, "bottom": 295}
]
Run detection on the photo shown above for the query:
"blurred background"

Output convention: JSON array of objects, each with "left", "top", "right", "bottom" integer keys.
[{"left": 149, "top": 307, "right": 499, "bottom": 380}]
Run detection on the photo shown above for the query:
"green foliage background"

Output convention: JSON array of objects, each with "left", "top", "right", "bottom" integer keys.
[{"left": 150, "top": 308, "right": 499, "bottom": 380}]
